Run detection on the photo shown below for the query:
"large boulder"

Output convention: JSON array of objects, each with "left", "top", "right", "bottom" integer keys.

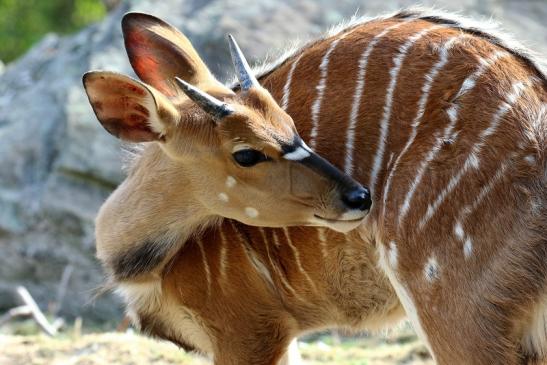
[{"left": 0, "top": 0, "right": 545, "bottom": 324}]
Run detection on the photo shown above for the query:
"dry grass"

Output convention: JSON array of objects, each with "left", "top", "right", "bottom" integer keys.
[{"left": 0, "top": 325, "right": 432, "bottom": 365}]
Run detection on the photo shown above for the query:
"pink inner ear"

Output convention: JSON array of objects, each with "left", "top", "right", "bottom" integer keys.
[
  {"left": 86, "top": 75, "right": 161, "bottom": 143},
  {"left": 124, "top": 25, "right": 200, "bottom": 97}
]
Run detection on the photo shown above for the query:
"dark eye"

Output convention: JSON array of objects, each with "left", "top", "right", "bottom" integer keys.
[{"left": 232, "top": 149, "right": 269, "bottom": 167}]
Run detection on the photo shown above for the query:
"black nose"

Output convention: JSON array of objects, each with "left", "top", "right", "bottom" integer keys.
[{"left": 342, "top": 187, "right": 372, "bottom": 211}]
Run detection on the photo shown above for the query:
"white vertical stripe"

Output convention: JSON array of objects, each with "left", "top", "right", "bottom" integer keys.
[
  {"left": 381, "top": 36, "right": 462, "bottom": 216},
  {"left": 231, "top": 223, "right": 274, "bottom": 287},
  {"left": 344, "top": 21, "right": 407, "bottom": 176},
  {"left": 368, "top": 25, "right": 439, "bottom": 197},
  {"left": 196, "top": 237, "right": 211, "bottom": 297},
  {"left": 398, "top": 50, "right": 510, "bottom": 226},
  {"left": 317, "top": 228, "right": 328, "bottom": 260},
  {"left": 309, "top": 31, "right": 351, "bottom": 149},
  {"left": 452, "top": 157, "right": 511, "bottom": 258},
  {"left": 282, "top": 228, "right": 318, "bottom": 293},
  {"left": 281, "top": 54, "right": 303, "bottom": 111},
  {"left": 458, "top": 158, "right": 510, "bottom": 223},
  {"left": 377, "top": 243, "right": 436, "bottom": 361},
  {"left": 418, "top": 81, "right": 527, "bottom": 230},
  {"left": 218, "top": 227, "right": 228, "bottom": 282},
  {"left": 258, "top": 227, "right": 304, "bottom": 302}
]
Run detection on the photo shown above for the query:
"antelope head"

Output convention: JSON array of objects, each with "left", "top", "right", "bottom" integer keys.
[{"left": 83, "top": 13, "right": 371, "bottom": 233}]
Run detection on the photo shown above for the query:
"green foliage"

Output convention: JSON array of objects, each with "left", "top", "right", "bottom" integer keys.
[{"left": 0, "top": 0, "right": 106, "bottom": 63}]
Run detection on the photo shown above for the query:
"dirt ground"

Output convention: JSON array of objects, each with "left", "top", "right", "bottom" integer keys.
[{"left": 0, "top": 326, "right": 432, "bottom": 365}]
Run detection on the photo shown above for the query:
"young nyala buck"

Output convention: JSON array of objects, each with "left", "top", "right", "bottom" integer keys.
[{"left": 84, "top": 9, "right": 547, "bottom": 365}]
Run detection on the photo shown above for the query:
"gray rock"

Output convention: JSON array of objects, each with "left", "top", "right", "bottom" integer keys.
[{"left": 0, "top": 0, "right": 544, "bottom": 324}]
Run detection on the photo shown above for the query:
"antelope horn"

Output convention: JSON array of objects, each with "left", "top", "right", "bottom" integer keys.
[
  {"left": 175, "top": 77, "right": 234, "bottom": 120},
  {"left": 227, "top": 34, "right": 259, "bottom": 90}
]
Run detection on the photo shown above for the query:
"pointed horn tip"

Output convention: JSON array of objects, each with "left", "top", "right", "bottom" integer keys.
[{"left": 174, "top": 76, "right": 189, "bottom": 87}]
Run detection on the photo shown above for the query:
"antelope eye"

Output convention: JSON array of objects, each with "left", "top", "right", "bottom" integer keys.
[{"left": 232, "top": 149, "right": 269, "bottom": 167}]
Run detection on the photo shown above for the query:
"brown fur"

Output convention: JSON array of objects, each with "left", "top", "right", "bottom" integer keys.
[{"left": 86, "top": 10, "right": 546, "bottom": 365}]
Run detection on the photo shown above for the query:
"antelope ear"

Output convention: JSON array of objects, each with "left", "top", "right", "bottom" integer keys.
[
  {"left": 122, "top": 12, "right": 217, "bottom": 97},
  {"left": 82, "top": 71, "right": 179, "bottom": 143}
]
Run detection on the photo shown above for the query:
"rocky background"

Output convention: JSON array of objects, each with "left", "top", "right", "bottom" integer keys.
[{"left": 0, "top": 0, "right": 545, "bottom": 324}]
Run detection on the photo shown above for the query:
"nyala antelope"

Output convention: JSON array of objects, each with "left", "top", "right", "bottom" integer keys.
[{"left": 84, "top": 9, "right": 547, "bottom": 365}]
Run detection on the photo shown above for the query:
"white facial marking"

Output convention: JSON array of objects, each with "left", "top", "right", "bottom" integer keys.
[
  {"left": 340, "top": 210, "right": 366, "bottom": 220},
  {"left": 232, "top": 144, "right": 253, "bottom": 153},
  {"left": 424, "top": 256, "right": 440, "bottom": 282},
  {"left": 463, "top": 238, "right": 473, "bottom": 258},
  {"left": 226, "top": 176, "right": 236, "bottom": 188},
  {"left": 283, "top": 146, "right": 311, "bottom": 161},
  {"left": 300, "top": 141, "right": 313, "bottom": 152},
  {"left": 218, "top": 192, "right": 229, "bottom": 203},
  {"left": 244, "top": 207, "right": 259, "bottom": 218}
]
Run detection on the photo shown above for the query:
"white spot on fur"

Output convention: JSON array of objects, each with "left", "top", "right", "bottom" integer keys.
[
  {"left": 454, "top": 221, "right": 465, "bottom": 240},
  {"left": 218, "top": 192, "right": 229, "bottom": 202},
  {"left": 463, "top": 238, "right": 473, "bottom": 258},
  {"left": 245, "top": 207, "right": 259, "bottom": 218},
  {"left": 524, "top": 154, "right": 536, "bottom": 165},
  {"left": 424, "top": 256, "right": 440, "bottom": 282},
  {"left": 226, "top": 176, "right": 236, "bottom": 188},
  {"left": 283, "top": 146, "right": 310, "bottom": 161}
]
